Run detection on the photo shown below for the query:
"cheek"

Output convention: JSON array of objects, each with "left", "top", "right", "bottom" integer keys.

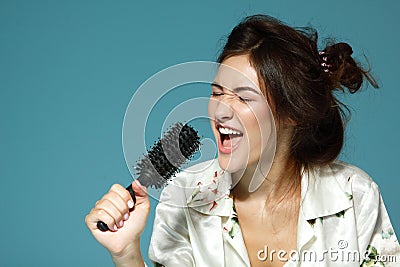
[
  {"left": 241, "top": 106, "right": 271, "bottom": 145},
  {"left": 240, "top": 107, "right": 260, "bottom": 132},
  {"left": 208, "top": 98, "right": 218, "bottom": 118}
]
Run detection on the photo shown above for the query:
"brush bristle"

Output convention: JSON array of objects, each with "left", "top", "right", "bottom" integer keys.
[{"left": 135, "top": 122, "right": 201, "bottom": 188}]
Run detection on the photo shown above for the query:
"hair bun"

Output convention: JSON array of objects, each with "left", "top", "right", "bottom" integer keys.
[
  {"left": 329, "top": 42, "right": 353, "bottom": 58},
  {"left": 322, "top": 42, "right": 376, "bottom": 93},
  {"left": 323, "top": 42, "right": 355, "bottom": 71}
]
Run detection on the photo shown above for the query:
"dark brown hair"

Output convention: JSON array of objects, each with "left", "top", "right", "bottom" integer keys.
[{"left": 218, "top": 15, "right": 378, "bottom": 169}]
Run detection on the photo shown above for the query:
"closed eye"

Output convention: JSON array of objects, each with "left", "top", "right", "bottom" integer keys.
[
  {"left": 211, "top": 92, "right": 224, "bottom": 97},
  {"left": 238, "top": 96, "right": 252, "bottom": 102},
  {"left": 211, "top": 92, "right": 252, "bottom": 103}
]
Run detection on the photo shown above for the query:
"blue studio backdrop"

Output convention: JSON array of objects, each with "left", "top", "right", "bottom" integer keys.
[{"left": 0, "top": 1, "right": 399, "bottom": 266}]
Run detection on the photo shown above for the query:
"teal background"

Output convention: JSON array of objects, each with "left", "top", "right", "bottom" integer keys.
[{"left": 1, "top": 0, "right": 398, "bottom": 266}]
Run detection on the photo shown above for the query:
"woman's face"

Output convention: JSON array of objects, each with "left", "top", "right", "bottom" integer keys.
[{"left": 208, "top": 55, "right": 275, "bottom": 174}]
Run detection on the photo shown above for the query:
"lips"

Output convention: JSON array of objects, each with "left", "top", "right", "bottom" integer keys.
[{"left": 215, "top": 123, "right": 244, "bottom": 154}]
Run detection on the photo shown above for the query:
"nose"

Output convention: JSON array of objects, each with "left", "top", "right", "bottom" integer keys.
[{"left": 210, "top": 97, "right": 235, "bottom": 123}]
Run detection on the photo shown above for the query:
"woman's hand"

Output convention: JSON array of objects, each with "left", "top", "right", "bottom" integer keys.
[{"left": 85, "top": 180, "right": 150, "bottom": 260}]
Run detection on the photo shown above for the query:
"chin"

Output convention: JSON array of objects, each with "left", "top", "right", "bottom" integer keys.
[{"left": 217, "top": 152, "right": 247, "bottom": 174}]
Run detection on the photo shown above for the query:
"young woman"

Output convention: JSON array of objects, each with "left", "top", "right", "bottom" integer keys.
[{"left": 85, "top": 15, "right": 399, "bottom": 266}]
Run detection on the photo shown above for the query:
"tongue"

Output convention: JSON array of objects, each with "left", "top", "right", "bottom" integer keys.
[
  {"left": 222, "top": 135, "right": 242, "bottom": 148},
  {"left": 222, "top": 135, "right": 232, "bottom": 148}
]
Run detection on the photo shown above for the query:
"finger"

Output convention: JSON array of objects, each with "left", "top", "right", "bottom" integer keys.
[
  {"left": 95, "top": 198, "right": 124, "bottom": 229},
  {"left": 104, "top": 191, "right": 130, "bottom": 224},
  {"left": 132, "top": 180, "right": 147, "bottom": 196},
  {"left": 131, "top": 180, "right": 148, "bottom": 204},
  {"left": 86, "top": 208, "right": 118, "bottom": 232},
  {"left": 109, "top": 184, "right": 134, "bottom": 210}
]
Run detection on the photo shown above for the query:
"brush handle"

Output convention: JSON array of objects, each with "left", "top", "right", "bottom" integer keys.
[{"left": 96, "top": 184, "right": 137, "bottom": 232}]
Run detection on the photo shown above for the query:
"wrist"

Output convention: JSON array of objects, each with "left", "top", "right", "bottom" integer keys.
[{"left": 111, "top": 240, "right": 144, "bottom": 267}]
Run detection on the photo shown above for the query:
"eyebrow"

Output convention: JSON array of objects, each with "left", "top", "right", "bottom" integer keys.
[{"left": 211, "top": 82, "right": 261, "bottom": 95}]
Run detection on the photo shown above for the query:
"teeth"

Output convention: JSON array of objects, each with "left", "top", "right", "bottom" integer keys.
[{"left": 218, "top": 127, "right": 241, "bottom": 135}]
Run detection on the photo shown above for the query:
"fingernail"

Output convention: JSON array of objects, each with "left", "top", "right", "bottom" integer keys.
[
  {"left": 128, "top": 200, "right": 134, "bottom": 209},
  {"left": 124, "top": 213, "right": 129, "bottom": 220},
  {"left": 113, "top": 224, "right": 118, "bottom": 231},
  {"left": 119, "top": 220, "right": 123, "bottom": 227}
]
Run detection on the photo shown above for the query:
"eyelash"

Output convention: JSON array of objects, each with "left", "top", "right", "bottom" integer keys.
[
  {"left": 211, "top": 92, "right": 223, "bottom": 97},
  {"left": 210, "top": 92, "right": 252, "bottom": 103}
]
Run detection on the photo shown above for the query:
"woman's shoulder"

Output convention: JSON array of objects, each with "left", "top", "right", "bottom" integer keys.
[
  {"left": 302, "top": 160, "right": 379, "bottom": 220},
  {"left": 320, "top": 160, "right": 380, "bottom": 197}
]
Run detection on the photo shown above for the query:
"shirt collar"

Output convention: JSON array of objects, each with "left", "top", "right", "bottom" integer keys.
[
  {"left": 300, "top": 163, "right": 353, "bottom": 220},
  {"left": 186, "top": 160, "right": 353, "bottom": 220},
  {"left": 185, "top": 159, "right": 232, "bottom": 216}
]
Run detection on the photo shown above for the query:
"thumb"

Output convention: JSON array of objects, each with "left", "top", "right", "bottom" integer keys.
[{"left": 131, "top": 180, "right": 148, "bottom": 200}]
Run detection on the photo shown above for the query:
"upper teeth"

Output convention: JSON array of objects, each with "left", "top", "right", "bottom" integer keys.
[{"left": 219, "top": 127, "right": 241, "bottom": 135}]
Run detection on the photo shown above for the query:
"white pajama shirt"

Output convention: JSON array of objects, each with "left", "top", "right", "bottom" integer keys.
[{"left": 147, "top": 160, "right": 399, "bottom": 266}]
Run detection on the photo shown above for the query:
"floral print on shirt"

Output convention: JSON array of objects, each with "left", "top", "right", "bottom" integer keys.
[
  {"left": 360, "top": 227, "right": 400, "bottom": 266},
  {"left": 222, "top": 192, "right": 239, "bottom": 239}
]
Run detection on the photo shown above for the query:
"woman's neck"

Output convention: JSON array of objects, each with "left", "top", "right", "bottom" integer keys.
[
  {"left": 231, "top": 123, "right": 301, "bottom": 204},
  {"left": 231, "top": 155, "right": 300, "bottom": 205}
]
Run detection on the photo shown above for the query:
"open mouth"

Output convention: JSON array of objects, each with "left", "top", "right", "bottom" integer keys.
[{"left": 216, "top": 124, "right": 244, "bottom": 153}]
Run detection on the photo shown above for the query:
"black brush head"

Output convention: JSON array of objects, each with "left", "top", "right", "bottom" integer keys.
[{"left": 135, "top": 122, "right": 201, "bottom": 188}]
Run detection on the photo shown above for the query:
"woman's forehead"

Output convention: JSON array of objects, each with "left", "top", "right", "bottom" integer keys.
[{"left": 214, "top": 55, "right": 261, "bottom": 93}]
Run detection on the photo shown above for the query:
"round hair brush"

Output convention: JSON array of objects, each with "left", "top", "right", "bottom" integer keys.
[{"left": 97, "top": 122, "right": 201, "bottom": 231}]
